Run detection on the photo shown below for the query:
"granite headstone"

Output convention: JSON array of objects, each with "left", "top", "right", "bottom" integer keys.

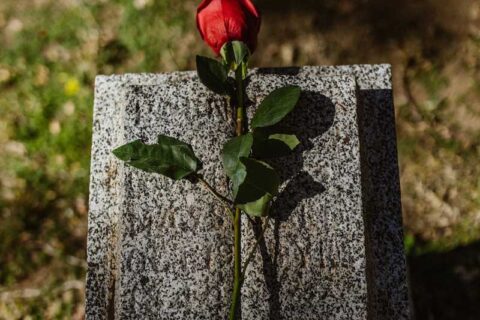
[{"left": 87, "top": 65, "right": 410, "bottom": 319}]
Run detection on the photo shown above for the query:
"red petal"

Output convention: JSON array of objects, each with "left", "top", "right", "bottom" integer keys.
[
  {"left": 197, "top": 0, "right": 229, "bottom": 54},
  {"left": 197, "top": 0, "right": 212, "bottom": 12},
  {"left": 221, "top": 0, "right": 248, "bottom": 42},
  {"left": 196, "top": 0, "right": 261, "bottom": 54}
]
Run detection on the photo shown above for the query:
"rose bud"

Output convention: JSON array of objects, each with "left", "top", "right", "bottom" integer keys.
[{"left": 196, "top": 0, "right": 261, "bottom": 55}]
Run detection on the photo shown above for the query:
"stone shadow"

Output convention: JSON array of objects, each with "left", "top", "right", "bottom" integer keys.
[
  {"left": 355, "top": 88, "right": 410, "bottom": 318},
  {"left": 248, "top": 90, "right": 335, "bottom": 319}
]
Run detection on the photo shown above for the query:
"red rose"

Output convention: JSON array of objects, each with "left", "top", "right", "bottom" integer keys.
[{"left": 196, "top": 0, "right": 261, "bottom": 55}]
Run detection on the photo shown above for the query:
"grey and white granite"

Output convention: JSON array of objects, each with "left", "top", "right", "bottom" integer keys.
[{"left": 87, "top": 65, "right": 410, "bottom": 319}]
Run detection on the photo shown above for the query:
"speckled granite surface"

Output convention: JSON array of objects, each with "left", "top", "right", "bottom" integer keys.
[{"left": 87, "top": 65, "right": 410, "bottom": 319}]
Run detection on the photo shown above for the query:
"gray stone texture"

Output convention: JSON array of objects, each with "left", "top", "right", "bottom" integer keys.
[{"left": 87, "top": 65, "right": 410, "bottom": 319}]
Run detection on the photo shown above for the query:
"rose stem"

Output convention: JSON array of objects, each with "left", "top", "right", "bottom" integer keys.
[
  {"left": 196, "top": 175, "right": 234, "bottom": 218},
  {"left": 229, "top": 65, "right": 245, "bottom": 320}
]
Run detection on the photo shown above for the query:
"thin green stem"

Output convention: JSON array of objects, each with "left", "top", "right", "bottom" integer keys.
[
  {"left": 229, "top": 65, "right": 246, "bottom": 320},
  {"left": 196, "top": 175, "right": 234, "bottom": 218},
  {"left": 235, "top": 67, "right": 244, "bottom": 137},
  {"left": 241, "top": 216, "right": 271, "bottom": 281},
  {"left": 229, "top": 207, "right": 242, "bottom": 320}
]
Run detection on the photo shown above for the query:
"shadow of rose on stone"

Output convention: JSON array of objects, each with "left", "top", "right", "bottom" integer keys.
[{"left": 246, "top": 90, "right": 335, "bottom": 318}]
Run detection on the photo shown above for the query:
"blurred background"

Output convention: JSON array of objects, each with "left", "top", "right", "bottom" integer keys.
[{"left": 0, "top": 0, "right": 479, "bottom": 318}]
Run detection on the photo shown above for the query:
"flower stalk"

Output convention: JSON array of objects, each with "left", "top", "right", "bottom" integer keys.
[
  {"left": 229, "top": 63, "right": 246, "bottom": 320},
  {"left": 229, "top": 207, "right": 242, "bottom": 320}
]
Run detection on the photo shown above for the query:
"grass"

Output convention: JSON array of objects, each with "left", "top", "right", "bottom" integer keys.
[{"left": 0, "top": 0, "right": 479, "bottom": 318}]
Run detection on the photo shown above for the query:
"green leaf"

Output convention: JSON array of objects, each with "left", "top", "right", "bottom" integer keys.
[
  {"left": 235, "top": 158, "right": 280, "bottom": 217},
  {"left": 252, "top": 131, "right": 300, "bottom": 159},
  {"left": 222, "top": 134, "right": 253, "bottom": 176},
  {"left": 237, "top": 194, "right": 272, "bottom": 217},
  {"left": 112, "top": 135, "right": 201, "bottom": 180},
  {"left": 220, "top": 41, "right": 250, "bottom": 73},
  {"left": 222, "top": 133, "right": 253, "bottom": 196},
  {"left": 196, "top": 55, "right": 230, "bottom": 95},
  {"left": 269, "top": 134, "right": 300, "bottom": 150},
  {"left": 251, "top": 86, "right": 301, "bottom": 128}
]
